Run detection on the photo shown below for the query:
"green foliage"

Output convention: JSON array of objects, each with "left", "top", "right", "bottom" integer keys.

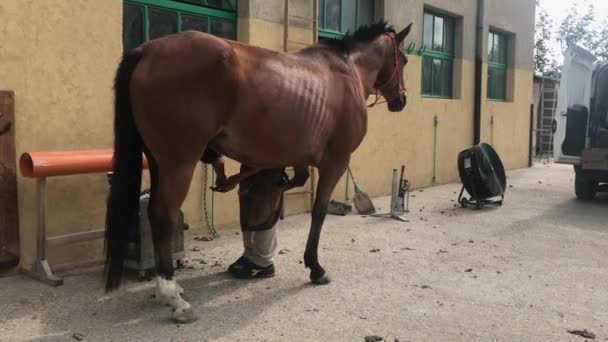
[
  {"left": 557, "top": 3, "right": 597, "bottom": 53},
  {"left": 534, "top": 0, "right": 554, "bottom": 75},
  {"left": 535, "top": 0, "right": 606, "bottom": 78}
]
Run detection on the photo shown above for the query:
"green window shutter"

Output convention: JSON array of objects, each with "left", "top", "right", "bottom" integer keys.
[
  {"left": 421, "top": 9, "right": 455, "bottom": 98},
  {"left": 123, "top": 0, "right": 237, "bottom": 52},
  {"left": 487, "top": 30, "right": 508, "bottom": 100}
]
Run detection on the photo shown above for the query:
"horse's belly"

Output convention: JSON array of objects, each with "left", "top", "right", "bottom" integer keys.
[
  {"left": 211, "top": 121, "right": 324, "bottom": 167},
  {"left": 213, "top": 59, "right": 336, "bottom": 166}
]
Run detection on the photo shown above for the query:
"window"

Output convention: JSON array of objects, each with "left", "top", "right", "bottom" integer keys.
[
  {"left": 421, "top": 10, "right": 455, "bottom": 98},
  {"left": 487, "top": 30, "right": 508, "bottom": 101},
  {"left": 123, "top": 0, "right": 237, "bottom": 51},
  {"left": 318, "top": 0, "right": 375, "bottom": 39}
]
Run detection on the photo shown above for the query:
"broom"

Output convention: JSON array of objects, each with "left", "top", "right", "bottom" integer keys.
[{"left": 347, "top": 167, "right": 376, "bottom": 215}]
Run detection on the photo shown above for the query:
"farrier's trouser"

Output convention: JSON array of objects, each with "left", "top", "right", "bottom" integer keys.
[{"left": 238, "top": 169, "right": 288, "bottom": 267}]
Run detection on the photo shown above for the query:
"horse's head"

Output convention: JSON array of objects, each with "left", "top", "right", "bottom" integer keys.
[{"left": 374, "top": 23, "right": 412, "bottom": 112}]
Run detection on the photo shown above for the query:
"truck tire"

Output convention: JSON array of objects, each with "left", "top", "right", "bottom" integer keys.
[{"left": 575, "top": 173, "right": 598, "bottom": 200}]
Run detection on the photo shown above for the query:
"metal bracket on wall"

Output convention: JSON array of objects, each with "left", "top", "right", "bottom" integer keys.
[{"left": 490, "top": 115, "right": 495, "bottom": 146}]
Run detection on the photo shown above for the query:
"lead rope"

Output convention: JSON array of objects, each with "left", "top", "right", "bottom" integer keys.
[{"left": 202, "top": 165, "right": 219, "bottom": 238}]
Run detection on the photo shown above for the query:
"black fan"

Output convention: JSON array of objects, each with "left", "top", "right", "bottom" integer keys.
[{"left": 457, "top": 143, "right": 506, "bottom": 209}]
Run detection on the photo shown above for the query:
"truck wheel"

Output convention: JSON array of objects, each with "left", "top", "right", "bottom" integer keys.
[{"left": 575, "top": 173, "right": 598, "bottom": 200}]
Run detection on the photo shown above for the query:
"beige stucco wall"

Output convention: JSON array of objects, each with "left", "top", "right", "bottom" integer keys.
[
  {"left": 1, "top": 0, "right": 535, "bottom": 270},
  {"left": 0, "top": 0, "right": 123, "bottom": 267}
]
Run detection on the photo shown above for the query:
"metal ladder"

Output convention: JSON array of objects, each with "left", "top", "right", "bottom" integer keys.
[
  {"left": 537, "top": 86, "right": 559, "bottom": 161},
  {"left": 280, "top": 0, "right": 318, "bottom": 216}
]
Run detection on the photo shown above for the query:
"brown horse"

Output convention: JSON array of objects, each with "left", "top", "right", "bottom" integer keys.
[{"left": 105, "top": 21, "right": 412, "bottom": 323}]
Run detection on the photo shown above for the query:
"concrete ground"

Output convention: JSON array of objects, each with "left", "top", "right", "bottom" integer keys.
[{"left": 1, "top": 163, "right": 607, "bottom": 342}]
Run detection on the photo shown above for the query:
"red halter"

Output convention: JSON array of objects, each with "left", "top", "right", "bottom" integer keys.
[{"left": 367, "top": 32, "right": 406, "bottom": 108}]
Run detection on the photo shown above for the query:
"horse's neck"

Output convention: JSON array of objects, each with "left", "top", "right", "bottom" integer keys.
[{"left": 350, "top": 42, "right": 387, "bottom": 98}]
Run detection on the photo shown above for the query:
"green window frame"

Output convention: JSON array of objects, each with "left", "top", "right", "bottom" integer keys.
[
  {"left": 487, "top": 30, "right": 508, "bottom": 101},
  {"left": 318, "top": 0, "right": 375, "bottom": 39},
  {"left": 123, "top": 0, "right": 237, "bottom": 51},
  {"left": 421, "top": 9, "right": 455, "bottom": 98}
]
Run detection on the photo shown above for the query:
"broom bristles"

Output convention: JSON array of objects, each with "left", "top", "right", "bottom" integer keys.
[{"left": 353, "top": 192, "right": 376, "bottom": 215}]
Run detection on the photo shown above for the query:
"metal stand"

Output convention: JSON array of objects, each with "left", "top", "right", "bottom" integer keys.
[
  {"left": 21, "top": 178, "right": 63, "bottom": 286},
  {"left": 126, "top": 190, "right": 185, "bottom": 281},
  {"left": 22, "top": 173, "right": 187, "bottom": 286},
  {"left": 371, "top": 167, "right": 409, "bottom": 222},
  {"left": 457, "top": 184, "right": 504, "bottom": 210}
]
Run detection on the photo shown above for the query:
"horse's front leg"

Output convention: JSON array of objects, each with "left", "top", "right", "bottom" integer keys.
[{"left": 304, "top": 155, "right": 350, "bottom": 284}]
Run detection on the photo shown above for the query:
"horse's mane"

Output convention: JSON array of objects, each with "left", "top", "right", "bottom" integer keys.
[{"left": 319, "top": 21, "right": 395, "bottom": 53}]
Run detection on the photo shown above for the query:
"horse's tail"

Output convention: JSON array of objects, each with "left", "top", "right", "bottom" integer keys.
[{"left": 105, "top": 49, "right": 144, "bottom": 292}]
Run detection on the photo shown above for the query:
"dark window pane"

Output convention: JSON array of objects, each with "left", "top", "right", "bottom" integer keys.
[
  {"left": 441, "top": 60, "right": 453, "bottom": 97},
  {"left": 433, "top": 16, "right": 444, "bottom": 51},
  {"left": 444, "top": 16, "right": 454, "bottom": 54},
  {"left": 210, "top": 18, "right": 235, "bottom": 39},
  {"left": 422, "top": 56, "right": 433, "bottom": 95},
  {"left": 149, "top": 8, "right": 178, "bottom": 40},
  {"left": 498, "top": 34, "right": 507, "bottom": 65},
  {"left": 342, "top": 0, "right": 357, "bottom": 33},
  {"left": 123, "top": 4, "right": 144, "bottom": 51},
  {"left": 488, "top": 67, "right": 506, "bottom": 99},
  {"left": 325, "top": 0, "right": 341, "bottom": 31},
  {"left": 182, "top": 14, "right": 209, "bottom": 32},
  {"left": 488, "top": 32, "right": 493, "bottom": 61},
  {"left": 432, "top": 58, "right": 442, "bottom": 95},
  {"left": 423, "top": 12, "right": 433, "bottom": 49},
  {"left": 182, "top": 0, "right": 236, "bottom": 11},
  {"left": 487, "top": 67, "right": 495, "bottom": 98},
  {"left": 319, "top": 0, "right": 325, "bottom": 28},
  {"left": 495, "top": 33, "right": 502, "bottom": 63},
  {"left": 497, "top": 68, "right": 506, "bottom": 99},
  {"left": 358, "top": 0, "right": 374, "bottom": 27}
]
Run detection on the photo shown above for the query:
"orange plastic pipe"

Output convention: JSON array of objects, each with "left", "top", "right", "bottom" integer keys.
[{"left": 20, "top": 149, "right": 149, "bottom": 178}]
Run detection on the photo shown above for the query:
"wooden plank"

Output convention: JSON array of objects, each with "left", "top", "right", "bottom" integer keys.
[{"left": 0, "top": 91, "right": 19, "bottom": 268}]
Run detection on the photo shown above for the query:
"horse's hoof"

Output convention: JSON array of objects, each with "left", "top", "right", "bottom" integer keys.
[
  {"left": 310, "top": 273, "right": 331, "bottom": 285},
  {"left": 172, "top": 308, "right": 199, "bottom": 324}
]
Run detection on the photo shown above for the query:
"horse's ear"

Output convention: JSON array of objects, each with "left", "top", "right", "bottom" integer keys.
[{"left": 396, "top": 23, "right": 413, "bottom": 43}]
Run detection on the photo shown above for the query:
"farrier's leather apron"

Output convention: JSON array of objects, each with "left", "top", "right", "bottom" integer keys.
[{"left": 238, "top": 169, "right": 289, "bottom": 231}]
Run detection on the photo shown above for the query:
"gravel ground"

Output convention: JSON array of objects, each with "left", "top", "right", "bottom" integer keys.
[{"left": 0, "top": 163, "right": 607, "bottom": 342}]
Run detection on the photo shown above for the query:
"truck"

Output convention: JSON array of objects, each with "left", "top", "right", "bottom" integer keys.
[{"left": 553, "top": 45, "right": 608, "bottom": 200}]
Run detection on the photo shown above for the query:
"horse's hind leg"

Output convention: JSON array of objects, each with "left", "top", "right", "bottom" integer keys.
[
  {"left": 304, "top": 155, "right": 349, "bottom": 284},
  {"left": 147, "top": 156, "right": 199, "bottom": 323}
]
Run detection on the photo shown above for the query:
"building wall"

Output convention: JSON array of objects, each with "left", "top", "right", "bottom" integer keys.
[
  {"left": 2, "top": 0, "right": 535, "bottom": 269},
  {"left": 0, "top": 0, "right": 123, "bottom": 267},
  {"left": 481, "top": 0, "right": 535, "bottom": 169}
]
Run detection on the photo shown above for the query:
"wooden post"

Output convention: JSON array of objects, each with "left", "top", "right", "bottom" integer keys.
[{"left": 0, "top": 90, "right": 20, "bottom": 270}]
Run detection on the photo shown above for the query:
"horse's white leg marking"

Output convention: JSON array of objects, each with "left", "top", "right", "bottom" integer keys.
[{"left": 155, "top": 276, "right": 190, "bottom": 316}]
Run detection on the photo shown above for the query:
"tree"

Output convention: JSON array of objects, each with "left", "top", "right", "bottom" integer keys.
[
  {"left": 557, "top": 3, "right": 597, "bottom": 54},
  {"left": 590, "top": 23, "right": 608, "bottom": 60},
  {"left": 534, "top": 0, "right": 554, "bottom": 75}
]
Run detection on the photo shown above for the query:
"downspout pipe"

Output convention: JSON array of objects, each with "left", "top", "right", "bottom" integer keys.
[{"left": 473, "top": 0, "right": 485, "bottom": 145}]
